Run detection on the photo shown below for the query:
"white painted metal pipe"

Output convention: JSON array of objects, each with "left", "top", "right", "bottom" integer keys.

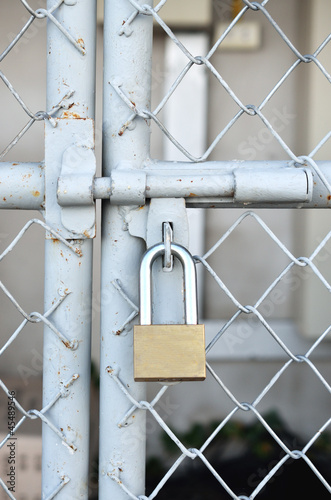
[
  {"left": 145, "top": 173, "right": 234, "bottom": 199},
  {"left": 93, "top": 176, "right": 111, "bottom": 199},
  {"left": 42, "top": 239, "right": 93, "bottom": 499},
  {"left": 233, "top": 167, "right": 312, "bottom": 203},
  {"left": 99, "top": 0, "right": 153, "bottom": 498},
  {"left": 46, "top": 1, "right": 96, "bottom": 119},
  {"left": 3, "top": 160, "right": 331, "bottom": 209},
  {"left": 0, "top": 162, "right": 44, "bottom": 209},
  {"left": 42, "top": 1, "right": 96, "bottom": 498}
]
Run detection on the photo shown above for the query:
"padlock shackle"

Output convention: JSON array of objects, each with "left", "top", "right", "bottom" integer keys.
[{"left": 139, "top": 243, "right": 198, "bottom": 326}]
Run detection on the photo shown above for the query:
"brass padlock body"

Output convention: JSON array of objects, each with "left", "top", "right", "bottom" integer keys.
[
  {"left": 134, "top": 242, "right": 206, "bottom": 382},
  {"left": 134, "top": 324, "right": 206, "bottom": 382}
]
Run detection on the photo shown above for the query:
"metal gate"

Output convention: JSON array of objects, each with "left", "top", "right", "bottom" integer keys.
[{"left": 0, "top": 1, "right": 330, "bottom": 499}]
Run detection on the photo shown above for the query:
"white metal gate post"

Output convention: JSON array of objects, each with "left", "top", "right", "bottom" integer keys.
[
  {"left": 42, "top": 1, "right": 96, "bottom": 498},
  {"left": 99, "top": 0, "right": 153, "bottom": 497}
]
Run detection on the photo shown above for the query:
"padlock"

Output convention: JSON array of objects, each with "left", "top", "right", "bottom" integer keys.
[{"left": 134, "top": 242, "right": 206, "bottom": 382}]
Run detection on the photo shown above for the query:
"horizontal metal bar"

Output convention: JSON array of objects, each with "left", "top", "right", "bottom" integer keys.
[
  {"left": 93, "top": 176, "right": 111, "bottom": 199},
  {"left": 0, "top": 162, "right": 44, "bottom": 210},
  {"left": 103, "top": 160, "right": 317, "bottom": 207},
  {"left": 145, "top": 174, "right": 234, "bottom": 198},
  {"left": 2, "top": 160, "right": 331, "bottom": 209},
  {"left": 176, "top": 160, "right": 329, "bottom": 208},
  {"left": 110, "top": 160, "right": 331, "bottom": 207}
]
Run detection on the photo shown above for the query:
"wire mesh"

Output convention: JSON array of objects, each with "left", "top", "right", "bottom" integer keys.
[
  {"left": 0, "top": 219, "right": 82, "bottom": 500},
  {"left": 1, "top": 0, "right": 331, "bottom": 499},
  {"left": 0, "top": 0, "right": 80, "bottom": 160},
  {"left": 106, "top": 209, "right": 331, "bottom": 499},
  {"left": 114, "top": 0, "right": 331, "bottom": 193},
  {"left": 0, "top": 2, "right": 92, "bottom": 498},
  {"left": 102, "top": 1, "right": 331, "bottom": 498}
]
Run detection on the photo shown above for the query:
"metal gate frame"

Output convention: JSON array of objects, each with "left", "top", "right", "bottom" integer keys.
[{"left": 0, "top": 0, "right": 331, "bottom": 499}]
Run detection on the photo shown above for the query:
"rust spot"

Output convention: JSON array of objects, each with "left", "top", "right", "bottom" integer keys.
[
  {"left": 328, "top": 195, "right": 331, "bottom": 201},
  {"left": 77, "top": 38, "right": 85, "bottom": 50},
  {"left": 119, "top": 120, "right": 132, "bottom": 136},
  {"left": 106, "top": 367, "right": 114, "bottom": 374},
  {"left": 75, "top": 248, "right": 83, "bottom": 257},
  {"left": 12, "top": 163, "right": 18, "bottom": 166},
  {"left": 62, "top": 340, "right": 72, "bottom": 349},
  {"left": 32, "top": 190, "right": 40, "bottom": 197},
  {"left": 130, "top": 100, "right": 136, "bottom": 107},
  {"left": 115, "top": 330, "right": 121, "bottom": 335},
  {"left": 189, "top": 192, "right": 197, "bottom": 197},
  {"left": 63, "top": 111, "right": 81, "bottom": 119},
  {"left": 2, "top": 197, "right": 6, "bottom": 202}
]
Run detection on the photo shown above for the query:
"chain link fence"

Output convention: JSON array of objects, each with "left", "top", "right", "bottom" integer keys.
[
  {"left": 116, "top": 0, "right": 331, "bottom": 187},
  {"left": 104, "top": 1, "right": 331, "bottom": 498},
  {"left": 106, "top": 208, "right": 331, "bottom": 499},
  {"left": 0, "top": 1, "right": 95, "bottom": 498},
  {"left": 0, "top": 0, "right": 83, "bottom": 160},
  {"left": 0, "top": 0, "right": 330, "bottom": 499},
  {"left": 0, "top": 226, "right": 81, "bottom": 500}
]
